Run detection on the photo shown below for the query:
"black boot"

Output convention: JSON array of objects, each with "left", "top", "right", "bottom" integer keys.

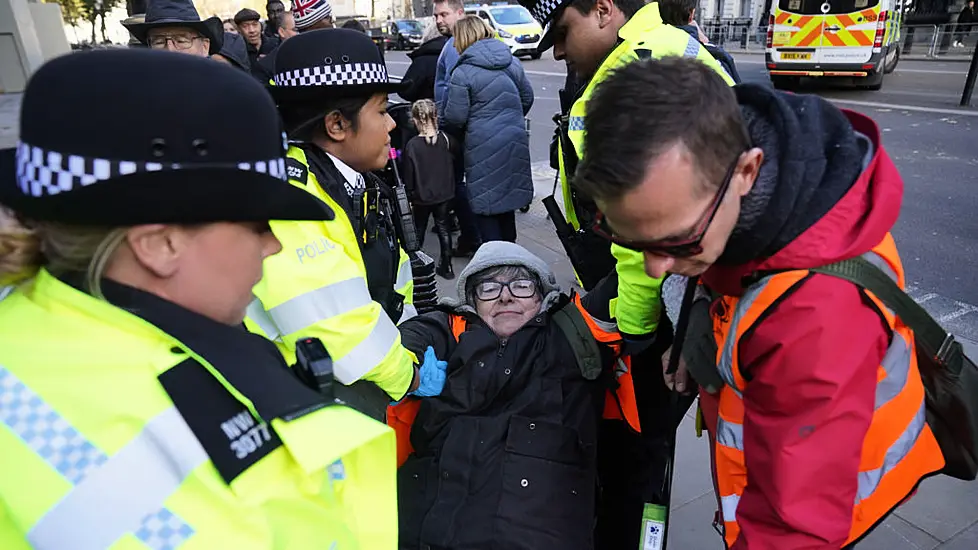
[{"left": 435, "top": 218, "right": 455, "bottom": 280}]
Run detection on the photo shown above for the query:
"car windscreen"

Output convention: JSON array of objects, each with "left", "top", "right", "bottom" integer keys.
[
  {"left": 778, "top": 0, "right": 879, "bottom": 14},
  {"left": 489, "top": 7, "right": 535, "bottom": 25},
  {"left": 397, "top": 20, "right": 422, "bottom": 31}
]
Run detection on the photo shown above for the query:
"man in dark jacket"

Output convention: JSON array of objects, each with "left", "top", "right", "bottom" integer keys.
[
  {"left": 395, "top": 241, "right": 627, "bottom": 550},
  {"left": 234, "top": 8, "right": 280, "bottom": 81},
  {"left": 658, "top": 0, "right": 741, "bottom": 82},
  {"left": 575, "top": 56, "right": 944, "bottom": 549},
  {"left": 401, "top": 32, "right": 449, "bottom": 102},
  {"left": 955, "top": 0, "right": 975, "bottom": 47}
]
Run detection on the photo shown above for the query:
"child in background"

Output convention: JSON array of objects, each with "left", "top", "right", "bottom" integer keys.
[{"left": 403, "top": 99, "right": 457, "bottom": 279}]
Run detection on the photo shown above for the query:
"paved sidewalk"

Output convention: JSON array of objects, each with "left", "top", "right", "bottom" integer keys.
[{"left": 421, "top": 161, "right": 978, "bottom": 550}]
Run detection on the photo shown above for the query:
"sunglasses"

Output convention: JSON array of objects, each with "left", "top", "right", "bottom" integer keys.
[{"left": 592, "top": 153, "right": 744, "bottom": 258}]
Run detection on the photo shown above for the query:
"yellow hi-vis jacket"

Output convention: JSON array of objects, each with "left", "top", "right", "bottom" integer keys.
[
  {"left": 558, "top": 2, "right": 735, "bottom": 336},
  {"left": 246, "top": 145, "right": 418, "bottom": 400},
  {"left": 0, "top": 269, "right": 397, "bottom": 549}
]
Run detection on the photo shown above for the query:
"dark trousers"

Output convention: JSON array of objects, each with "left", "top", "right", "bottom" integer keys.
[
  {"left": 413, "top": 201, "right": 452, "bottom": 248},
  {"left": 474, "top": 211, "right": 517, "bottom": 243}
]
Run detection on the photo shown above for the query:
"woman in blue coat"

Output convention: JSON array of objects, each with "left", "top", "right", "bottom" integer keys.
[{"left": 442, "top": 16, "right": 534, "bottom": 243}]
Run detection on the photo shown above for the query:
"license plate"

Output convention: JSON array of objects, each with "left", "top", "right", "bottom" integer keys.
[
  {"left": 781, "top": 52, "right": 812, "bottom": 60},
  {"left": 772, "top": 31, "right": 792, "bottom": 46}
]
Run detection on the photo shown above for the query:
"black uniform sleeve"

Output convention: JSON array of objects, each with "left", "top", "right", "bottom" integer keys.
[{"left": 399, "top": 310, "right": 456, "bottom": 362}]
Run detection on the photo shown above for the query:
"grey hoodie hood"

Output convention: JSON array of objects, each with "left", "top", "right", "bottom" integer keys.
[
  {"left": 459, "top": 38, "right": 513, "bottom": 71},
  {"left": 440, "top": 241, "right": 562, "bottom": 313}
]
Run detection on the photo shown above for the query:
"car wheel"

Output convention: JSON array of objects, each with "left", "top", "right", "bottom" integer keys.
[
  {"left": 883, "top": 45, "right": 900, "bottom": 74},
  {"left": 862, "top": 69, "right": 884, "bottom": 90}
]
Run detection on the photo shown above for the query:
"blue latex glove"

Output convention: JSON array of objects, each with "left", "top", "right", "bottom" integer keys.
[{"left": 409, "top": 346, "right": 448, "bottom": 397}]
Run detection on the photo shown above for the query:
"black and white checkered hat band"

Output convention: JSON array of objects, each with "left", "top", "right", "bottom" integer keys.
[
  {"left": 14, "top": 141, "right": 287, "bottom": 198},
  {"left": 531, "top": 0, "right": 563, "bottom": 23},
  {"left": 274, "top": 62, "right": 389, "bottom": 88}
]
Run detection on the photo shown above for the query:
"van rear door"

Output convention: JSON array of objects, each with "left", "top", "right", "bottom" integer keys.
[
  {"left": 771, "top": 0, "right": 826, "bottom": 65},
  {"left": 818, "top": 0, "right": 880, "bottom": 64}
]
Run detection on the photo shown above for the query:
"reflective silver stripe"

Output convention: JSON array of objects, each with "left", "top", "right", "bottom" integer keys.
[
  {"left": 333, "top": 315, "right": 400, "bottom": 383},
  {"left": 0, "top": 285, "right": 12, "bottom": 302},
  {"left": 721, "top": 493, "right": 740, "bottom": 523},
  {"left": 399, "top": 303, "right": 418, "bottom": 324},
  {"left": 862, "top": 251, "right": 898, "bottom": 284},
  {"left": 266, "top": 278, "right": 373, "bottom": 337},
  {"left": 876, "top": 332, "right": 911, "bottom": 410},
  {"left": 717, "top": 278, "right": 771, "bottom": 398},
  {"left": 29, "top": 407, "right": 208, "bottom": 550},
  {"left": 246, "top": 297, "right": 281, "bottom": 341},
  {"left": 395, "top": 260, "right": 412, "bottom": 291},
  {"left": 856, "top": 401, "right": 927, "bottom": 504},
  {"left": 684, "top": 35, "right": 701, "bottom": 57},
  {"left": 716, "top": 417, "right": 744, "bottom": 452}
]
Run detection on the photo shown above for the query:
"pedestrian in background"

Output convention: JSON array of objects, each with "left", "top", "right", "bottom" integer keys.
[
  {"left": 212, "top": 31, "right": 250, "bottom": 71},
  {"left": 442, "top": 16, "right": 534, "bottom": 243},
  {"left": 402, "top": 99, "right": 457, "bottom": 279},
  {"left": 123, "top": 0, "right": 223, "bottom": 57},
  {"left": 400, "top": 22, "right": 449, "bottom": 102},
  {"left": 234, "top": 8, "right": 280, "bottom": 81}
]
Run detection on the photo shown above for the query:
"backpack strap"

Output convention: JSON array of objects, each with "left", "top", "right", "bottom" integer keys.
[
  {"left": 552, "top": 302, "right": 603, "bottom": 381},
  {"left": 810, "top": 258, "right": 959, "bottom": 369}
]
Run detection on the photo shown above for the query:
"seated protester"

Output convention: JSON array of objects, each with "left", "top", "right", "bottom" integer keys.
[
  {"left": 392, "top": 241, "right": 633, "bottom": 550},
  {"left": 658, "top": 0, "right": 741, "bottom": 83}
]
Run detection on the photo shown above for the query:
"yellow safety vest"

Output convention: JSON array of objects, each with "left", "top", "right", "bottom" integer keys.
[
  {"left": 246, "top": 145, "right": 417, "bottom": 400},
  {"left": 0, "top": 269, "right": 397, "bottom": 549},
  {"left": 557, "top": 2, "right": 735, "bottom": 335}
]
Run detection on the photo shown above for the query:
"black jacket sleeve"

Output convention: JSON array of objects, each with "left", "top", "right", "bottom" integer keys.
[{"left": 399, "top": 310, "right": 456, "bottom": 362}]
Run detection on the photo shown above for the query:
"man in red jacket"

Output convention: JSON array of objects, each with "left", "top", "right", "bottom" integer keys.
[{"left": 573, "top": 57, "right": 944, "bottom": 549}]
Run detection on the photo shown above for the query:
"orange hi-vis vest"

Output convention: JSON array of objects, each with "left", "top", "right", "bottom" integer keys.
[
  {"left": 387, "top": 298, "right": 640, "bottom": 468},
  {"left": 710, "top": 233, "right": 944, "bottom": 547}
]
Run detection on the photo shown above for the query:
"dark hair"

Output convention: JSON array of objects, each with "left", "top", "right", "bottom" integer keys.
[
  {"left": 658, "top": 0, "right": 697, "bottom": 26},
  {"left": 569, "top": 0, "right": 647, "bottom": 19},
  {"left": 341, "top": 19, "right": 367, "bottom": 32},
  {"left": 266, "top": 0, "right": 284, "bottom": 6},
  {"left": 284, "top": 95, "right": 372, "bottom": 142},
  {"left": 575, "top": 57, "right": 750, "bottom": 201}
]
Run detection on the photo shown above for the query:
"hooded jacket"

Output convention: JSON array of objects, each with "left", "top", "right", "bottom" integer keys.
[
  {"left": 442, "top": 38, "right": 534, "bottom": 215},
  {"left": 698, "top": 84, "right": 915, "bottom": 548},
  {"left": 395, "top": 242, "right": 615, "bottom": 550},
  {"left": 401, "top": 35, "right": 449, "bottom": 102}
]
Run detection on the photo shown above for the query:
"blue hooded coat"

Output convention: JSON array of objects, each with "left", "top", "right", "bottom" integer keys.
[{"left": 442, "top": 38, "right": 534, "bottom": 215}]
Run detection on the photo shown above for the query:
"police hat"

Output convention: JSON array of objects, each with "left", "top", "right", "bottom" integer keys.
[
  {"left": 123, "top": 0, "right": 224, "bottom": 55},
  {"left": 518, "top": 0, "right": 571, "bottom": 52},
  {"left": 0, "top": 49, "right": 334, "bottom": 225},
  {"left": 271, "top": 29, "right": 410, "bottom": 135}
]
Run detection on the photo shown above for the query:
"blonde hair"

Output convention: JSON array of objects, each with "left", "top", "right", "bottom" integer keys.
[
  {"left": 0, "top": 208, "right": 127, "bottom": 298},
  {"left": 411, "top": 99, "right": 440, "bottom": 145},
  {"left": 454, "top": 16, "right": 495, "bottom": 53}
]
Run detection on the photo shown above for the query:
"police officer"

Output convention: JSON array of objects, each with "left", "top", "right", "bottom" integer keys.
[
  {"left": 246, "top": 29, "right": 442, "bottom": 418},
  {"left": 518, "top": 0, "right": 735, "bottom": 546},
  {"left": 0, "top": 49, "right": 398, "bottom": 548}
]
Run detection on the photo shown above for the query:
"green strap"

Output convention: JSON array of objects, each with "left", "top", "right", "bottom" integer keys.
[
  {"left": 811, "top": 258, "right": 960, "bottom": 371},
  {"left": 552, "top": 303, "right": 603, "bottom": 381}
]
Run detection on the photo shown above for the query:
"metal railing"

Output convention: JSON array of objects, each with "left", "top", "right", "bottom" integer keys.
[{"left": 695, "top": 19, "right": 976, "bottom": 59}]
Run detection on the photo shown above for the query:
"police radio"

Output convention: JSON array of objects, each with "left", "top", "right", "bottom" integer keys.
[
  {"left": 293, "top": 337, "right": 338, "bottom": 404},
  {"left": 388, "top": 147, "right": 421, "bottom": 253}
]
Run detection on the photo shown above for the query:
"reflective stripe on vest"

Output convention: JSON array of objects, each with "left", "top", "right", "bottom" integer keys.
[
  {"left": 710, "top": 233, "right": 944, "bottom": 547},
  {"left": 256, "top": 277, "right": 373, "bottom": 337},
  {"left": 0, "top": 367, "right": 206, "bottom": 550},
  {"left": 395, "top": 258, "right": 413, "bottom": 293}
]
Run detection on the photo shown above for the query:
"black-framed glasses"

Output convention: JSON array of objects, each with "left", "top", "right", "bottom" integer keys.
[
  {"left": 148, "top": 34, "right": 204, "bottom": 50},
  {"left": 592, "top": 152, "right": 745, "bottom": 258},
  {"left": 474, "top": 279, "right": 537, "bottom": 301}
]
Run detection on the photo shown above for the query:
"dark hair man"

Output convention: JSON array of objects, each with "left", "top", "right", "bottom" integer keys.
[
  {"left": 519, "top": 0, "right": 734, "bottom": 545},
  {"left": 576, "top": 56, "right": 945, "bottom": 550},
  {"left": 234, "top": 8, "right": 280, "bottom": 81},
  {"left": 658, "top": 0, "right": 741, "bottom": 82},
  {"left": 265, "top": 0, "right": 287, "bottom": 38}
]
